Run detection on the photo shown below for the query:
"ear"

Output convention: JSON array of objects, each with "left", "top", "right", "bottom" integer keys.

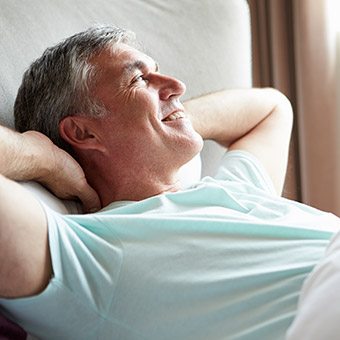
[{"left": 59, "top": 116, "right": 106, "bottom": 152}]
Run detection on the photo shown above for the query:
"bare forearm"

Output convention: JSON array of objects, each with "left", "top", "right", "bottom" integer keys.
[
  {"left": 0, "top": 124, "right": 100, "bottom": 211},
  {"left": 184, "top": 88, "right": 289, "bottom": 147},
  {"left": 0, "top": 125, "right": 43, "bottom": 180},
  {"left": 184, "top": 88, "right": 293, "bottom": 194}
]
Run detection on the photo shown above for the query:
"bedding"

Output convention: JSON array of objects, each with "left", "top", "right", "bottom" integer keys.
[{"left": 287, "top": 230, "right": 340, "bottom": 339}]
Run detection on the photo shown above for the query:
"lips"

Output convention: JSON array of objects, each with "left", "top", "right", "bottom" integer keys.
[{"left": 161, "top": 110, "right": 185, "bottom": 122}]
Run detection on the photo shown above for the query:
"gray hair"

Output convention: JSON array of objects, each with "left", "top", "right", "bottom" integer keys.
[{"left": 14, "top": 25, "right": 136, "bottom": 152}]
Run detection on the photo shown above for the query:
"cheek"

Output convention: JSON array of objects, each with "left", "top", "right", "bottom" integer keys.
[
  {"left": 131, "top": 89, "right": 159, "bottom": 112},
  {"left": 101, "top": 89, "right": 160, "bottom": 133}
]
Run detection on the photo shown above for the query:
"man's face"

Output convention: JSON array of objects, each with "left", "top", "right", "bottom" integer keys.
[{"left": 88, "top": 43, "right": 203, "bottom": 174}]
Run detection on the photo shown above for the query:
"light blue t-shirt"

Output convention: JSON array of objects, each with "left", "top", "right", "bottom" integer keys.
[{"left": 1, "top": 151, "right": 339, "bottom": 340}]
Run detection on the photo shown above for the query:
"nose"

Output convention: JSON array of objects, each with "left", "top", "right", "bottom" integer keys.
[{"left": 153, "top": 73, "right": 186, "bottom": 100}]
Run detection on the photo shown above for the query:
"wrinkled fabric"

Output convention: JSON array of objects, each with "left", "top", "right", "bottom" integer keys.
[{"left": 1, "top": 151, "right": 338, "bottom": 340}]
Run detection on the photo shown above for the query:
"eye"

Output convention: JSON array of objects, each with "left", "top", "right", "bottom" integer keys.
[{"left": 133, "top": 74, "right": 149, "bottom": 85}]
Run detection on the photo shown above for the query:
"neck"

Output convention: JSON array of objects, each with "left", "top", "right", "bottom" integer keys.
[
  {"left": 80, "top": 155, "right": 182, "bottom": 208},
  {"left": 99, "top": 175, "right": 181, "bottom": 207}
]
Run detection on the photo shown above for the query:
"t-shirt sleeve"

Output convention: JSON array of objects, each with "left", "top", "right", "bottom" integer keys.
[
  {"left": 214, "top": 150, "right": 277, "bottom": 195},
  {"left": 0, "top": 204, "right": 123, "bottom": 339}
]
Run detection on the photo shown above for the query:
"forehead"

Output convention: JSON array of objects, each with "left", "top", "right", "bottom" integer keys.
[{"left": 91, "top": 43, "right": 157, "bottom": 79}]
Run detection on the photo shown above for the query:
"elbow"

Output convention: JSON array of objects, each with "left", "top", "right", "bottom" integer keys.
[{"left": 267, "top": 88, "right": 294, "bottom": 134}]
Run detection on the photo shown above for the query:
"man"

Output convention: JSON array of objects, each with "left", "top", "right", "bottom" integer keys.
[{"left": 0, "top": 26, "right": 339, "bottom": 339}]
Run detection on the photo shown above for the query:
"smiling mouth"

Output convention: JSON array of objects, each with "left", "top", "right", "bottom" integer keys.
[{"left": 162, "top": 111, "right": 185, "bottom": 122}]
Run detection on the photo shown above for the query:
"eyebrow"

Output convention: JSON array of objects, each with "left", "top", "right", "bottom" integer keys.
[{"left": 123, "top": 59, "right": 159, "bottom": 77}]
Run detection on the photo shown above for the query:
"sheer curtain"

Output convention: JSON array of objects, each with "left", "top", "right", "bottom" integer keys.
[{"left": 248, "top": 0, "right": 340, "bottom": 216}]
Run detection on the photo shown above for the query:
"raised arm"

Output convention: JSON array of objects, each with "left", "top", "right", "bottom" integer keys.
[
  {"left": 0, "top": 125, "right": 100, "bottom": 297},
  {"left": 184, "top": 88, "right": 293, "bottom": 195},
  {"left": 0, "top": 126, "right": 101, "bottom": 210}
]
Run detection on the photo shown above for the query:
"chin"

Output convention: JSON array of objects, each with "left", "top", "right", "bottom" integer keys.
[
  {"left": 179, "top": 118, "right": 204, "bottom": 151},
  {"left": 181, "top": 131, "right": 204, "bottom": 163},
  {"left": 191, "top": 130, "right": 204, "bottom": 153}
]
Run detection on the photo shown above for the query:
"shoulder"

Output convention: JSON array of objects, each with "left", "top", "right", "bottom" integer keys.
[{"left": 214, "top": 150, "right": 277, "bottom": 195}]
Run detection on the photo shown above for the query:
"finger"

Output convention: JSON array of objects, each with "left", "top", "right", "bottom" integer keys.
[{"left": 77, "top": 184, "right": 101, "bottom": 213}]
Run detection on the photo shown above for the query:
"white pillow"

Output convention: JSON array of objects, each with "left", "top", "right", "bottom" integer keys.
[
  {"left": 20, "top": 154, "right": 202, "bottom": 214},
  {"left": 286, "top": 230, "right": 340, "bottom": 339},
  {"left": 20, "top": 181, "right": 82, "bottom": 214}
]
